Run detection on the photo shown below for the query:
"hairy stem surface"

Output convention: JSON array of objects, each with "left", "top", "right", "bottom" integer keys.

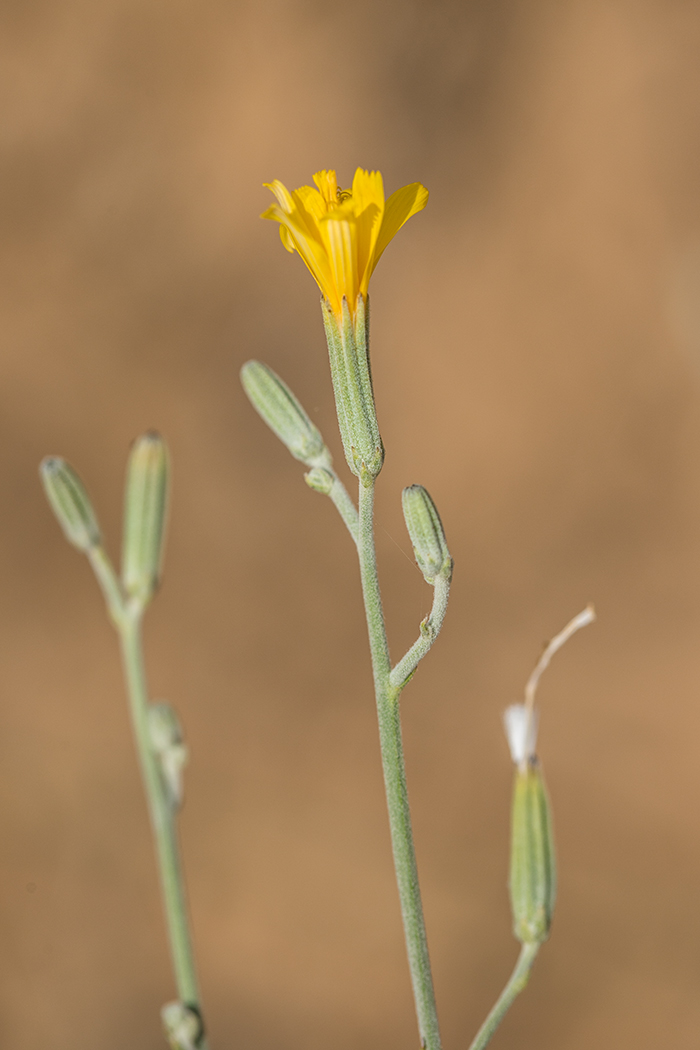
[{"left": 357, "top": 479, "right": 441, "bottom": 1050}]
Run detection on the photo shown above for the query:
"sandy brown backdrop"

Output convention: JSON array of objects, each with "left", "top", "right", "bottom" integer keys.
[{"left": 3, "top": 0, "right": 700, "bottom": 1047}]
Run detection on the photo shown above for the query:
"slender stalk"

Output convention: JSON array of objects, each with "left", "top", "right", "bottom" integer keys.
[
  {"left": 468, "top": 942, "right": 539, "bottom": 1050},
  {"left": 328, "top": 474, "right": 359, "bottom": 545},
  {"left": 88, "top": 546, "right": 127, "bottom": 624},
  {"left": 356, "top": 479, "right": 442, "bottom": 1050},
  {"left": 390, "top": 575, "right": 451, "bottom": 690},
  {"left": 118, "top": 611, "right": 208, "bottom": 1048},
  {"left": 356, "top": 480, "right": 390, "bottom": 682}
]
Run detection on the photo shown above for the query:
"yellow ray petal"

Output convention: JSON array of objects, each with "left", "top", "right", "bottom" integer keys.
[
  {"left": 279, "top": 225, "right": 296, "bottom": 253},
  {"left": 313, "top": 170, "right": 339, "bottom": 206},
  {"left": 293, "top": 184, "right": 329, "bottom": 223},
  {"left": 318, "top": 214, "right": 357, "bottom": 312},
  {"left": 263, "top": 180, "right": 294, "bottom": 214},
  {"left": 370, "top": 182, "right": 429, "bottom": 275},
  {"left": 351, "top": 168, "right": 385, "bottom": 214},
  {"left": 262, "top": 204, "right": 334, "bottom": 298},
  {"left": 351, "top": 169, "right": 385, "bottom": 288}
]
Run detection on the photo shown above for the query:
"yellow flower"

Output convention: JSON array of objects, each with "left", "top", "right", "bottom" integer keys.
[{"left": 262, "top": 168, "right": 428, "bottom": 318}]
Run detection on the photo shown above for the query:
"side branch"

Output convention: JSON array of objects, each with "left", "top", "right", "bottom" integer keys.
[
  {"left": 467, "top": 942, "right": 539, "bottom": 1050},
  {"left": 356, "top": 480, "right": 442, "bottom": 1050},
  {"left": 326, "top": 472, "right": 359, "bottom": 545},
  {"left": 390, "top": 575, "right": 451, "bottom": 690}
]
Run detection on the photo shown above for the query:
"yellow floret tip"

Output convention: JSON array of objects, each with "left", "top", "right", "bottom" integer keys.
[{"left": 262, "top": 168, "right": 428, "bottom": 317}]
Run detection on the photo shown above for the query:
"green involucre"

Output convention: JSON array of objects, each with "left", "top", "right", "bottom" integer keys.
[
  {"left": 509, "top": 762, "right": 557, "bottom": 945},
  {"left": 322, "top": 295, "right": 383, "bottom": 481},
  {"left": 240, "top": 360, "right": 327, "bottom": 465},
  {"left": 122, "top": 432, "right": 169, "bottom": 607},
  {"left": 401, "top": 485, "right": 452, "bottom": 584},
  {"left": 40, "top": 457, "right": 101, "bottom": 552}
]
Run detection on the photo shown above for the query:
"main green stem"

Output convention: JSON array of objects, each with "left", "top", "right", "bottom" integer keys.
[
  {"left": 119, "top": 612, "right": 208, "bottom": 1046},
  {"left": 357, "top": 478, "right": 442, "bottom": 1050},
  {"left": 467, "top": 942, "right": 539, "bottom": 1050}
]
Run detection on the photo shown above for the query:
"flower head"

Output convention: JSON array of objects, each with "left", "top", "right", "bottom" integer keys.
[{"left": 262, "top": 168, "right": 428, "bottom": 318}]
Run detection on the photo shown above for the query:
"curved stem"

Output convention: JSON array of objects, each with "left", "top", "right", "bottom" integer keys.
[
  {"left": 468, "top": 942, "right": 539, "bottom": 1050},
  {"left": 390, "top": 574, "right": 451, "bottom": 690},
  {"left": 357, "top": 479, "right": 442, "bottom": 1050}
]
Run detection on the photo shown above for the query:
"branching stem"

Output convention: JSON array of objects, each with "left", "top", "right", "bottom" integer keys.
[
  {"left": 87, "top": 546, "right": 208, "bottom": 1048},
  {"left": 118, "top": 616, "right": 203, "bottom": 1014},
  {"left": 356, "top": 478, "right": 442, "bottom": 1050}
]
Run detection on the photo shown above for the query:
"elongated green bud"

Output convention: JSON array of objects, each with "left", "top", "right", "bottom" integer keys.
[
  {"left": 40, "top": 457, "right": 101, "bottom": 552},
  {"left": 241, "top": 360, "right": 328, "bottom": 466},
  {"left": 509, "top": 760, "right": 556, "bottom": 945},
  {"left": 122, "top": 432, "right": 169, "bottom": 607},
  {"left": 322, "top": 295, "right": 383, "bottom": 481},
  {"left": 401, "top": 484, "right": 452, "bottom": 584}
]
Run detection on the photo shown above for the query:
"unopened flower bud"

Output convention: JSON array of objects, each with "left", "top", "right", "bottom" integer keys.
[
  {"left": 509, "top": 761, "right": 556, "bottom": 945},
  {"left": 401, "top": 484, "right": 452, "bottom": 584},
  {"left": 40, "top": 457, "right": 101, "bottom": 552},
  {"left": 148, "top": 702, "right": 187, "bottom": 809},
  {"left": 304, "top": 466, "right": 334, "bottom": 494},
  {"left": 122, "top": 432, "right": 169, "bottom": 608},
  {"left": 241, "top": 360, "right": 328, "bottom": 466},
  {"left": 161, "top": 1001, "right": 204, "bottom": 1050}
]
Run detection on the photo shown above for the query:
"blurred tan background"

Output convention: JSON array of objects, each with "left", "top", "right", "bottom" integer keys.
[{"left": 3, "top": 0, "right": 700, "bottom": 1047}]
